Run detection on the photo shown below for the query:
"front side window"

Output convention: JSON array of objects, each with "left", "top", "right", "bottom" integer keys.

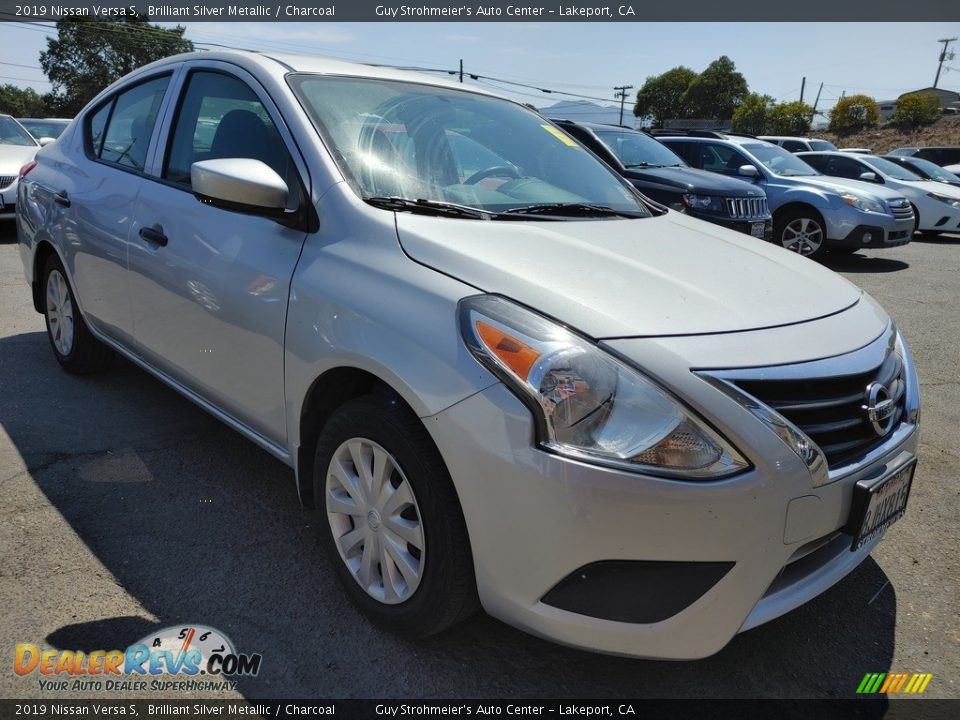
[
  {"left": 808, "top": 140, "right": 838, "bottom": 152},
  {"left": 94, "top": 76, "right": 170, "bottom": 170},
  {"left": 593, "top": 130, "right": 685, "bottom": 169},
  {"left": 289, "top": 75, "right": 648, "bottom": 216},
  {"left": 743, "top": 143, "right": 818, "bottom": 177},
  {"left": 782, "top": 140, "right": 806, "bottom": 153},
  {"left": 0, "top": 116, "right": 38, "bottom": 147},
  {"left": 700, "top": 143, "right": 751, "bottom": 176}
]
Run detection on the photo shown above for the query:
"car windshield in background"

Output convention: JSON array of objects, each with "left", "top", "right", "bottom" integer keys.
[
  {"left": 593, "top": 129, "right": 685, "bottom": 168},
  {"left": 288, "top": 75, "right": 649, "bottom": 217},
  {"left": 903, "top": 157, "right": 960, "bottom": 182},
  {"left": 861, "top": 156, "right": 925, "bottom": 181},
  {"left": 744, "top": 143, "right": 818, "bottom": 176},
  {"left": 0, "top": 116, "right": 37, "bottom": 147},
  {"left": 20, "top": 120, "right": 68, "bottom": 139},
  {"left": 809, "top": 140, "right": 838, "bottom": 151}
]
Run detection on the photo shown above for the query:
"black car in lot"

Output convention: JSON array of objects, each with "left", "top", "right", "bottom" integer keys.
[{"left": 552, "top": 119, "right": 772, "bottom": 239}]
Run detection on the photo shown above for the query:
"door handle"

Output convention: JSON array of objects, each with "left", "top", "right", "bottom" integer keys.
[
  {"left": 53, "top": 191, "right": 70, "bottom": 208},
  {"left": 138, "top": 225, "right": 168, "bottom": 247}
]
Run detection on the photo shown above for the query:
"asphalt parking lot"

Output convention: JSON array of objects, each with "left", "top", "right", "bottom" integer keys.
[{"left": 1, "top": 222, "right": 958, "bottom": 704}]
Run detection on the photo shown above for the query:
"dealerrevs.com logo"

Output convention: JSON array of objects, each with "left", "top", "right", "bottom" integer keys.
[{"left": 14, "top": 625, "right": 262, "bottom": 693}]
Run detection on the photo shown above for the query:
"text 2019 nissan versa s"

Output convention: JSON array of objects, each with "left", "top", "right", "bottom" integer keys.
[{"left": 17, "top": 52, "right": 920, "bottom": 659}]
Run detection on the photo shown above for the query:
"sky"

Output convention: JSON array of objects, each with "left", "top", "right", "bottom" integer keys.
[{"left": 3, "top": 21, "right": 959, "bottom": 117}]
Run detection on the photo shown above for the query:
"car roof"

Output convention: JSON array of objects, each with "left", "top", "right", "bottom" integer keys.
[
  {"left": 132, "top": 49, "right": 497, "bottom": 97},
  {"left": 657, "top": 134, "right": 771, "bottom": 148},
  {"left": 552, "top": 119, "right": 640, "bottom": 133}
]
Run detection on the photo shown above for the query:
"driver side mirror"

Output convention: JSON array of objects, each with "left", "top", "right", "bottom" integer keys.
[
  {"left": 191, "top": 159, "right": 288, "bottom": 217},
  {"left": 859, "top": 171, "right": 880, "bottom": 183},
  {"left": 38, "top": 137, "right": 56, "bottom": 147},
  {"left": 738, "top": 165, "right": 759, "bottom": 178}
]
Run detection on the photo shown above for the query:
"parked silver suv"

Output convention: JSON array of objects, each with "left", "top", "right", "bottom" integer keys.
[{"left": 18, "top": 52, "right": 920, "bottom": 659}]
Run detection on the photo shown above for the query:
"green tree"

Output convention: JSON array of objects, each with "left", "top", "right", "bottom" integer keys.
[
  {"left": 633, "top": 66, "right": 697, "bottom": 128},
  {"left": 891, "top": 94, "right": 941, "bottom": 127},
  {"left": 767, "top": 100, "right": 814, "bottom": 134},
  {"left": 682, "top": 56, "right": 748, "bottom": 122},
  {"left": 731, "top": 93, "right": 774, "bottom": 134},
  {"left": 828, "top": 94, "right": 880, "bottom": 133},
  {"left": 0, "top": 84, "right": 49, "bottom": 116},
  {"left": 40, "top": 18, "right": 192, "bottom": 117}
]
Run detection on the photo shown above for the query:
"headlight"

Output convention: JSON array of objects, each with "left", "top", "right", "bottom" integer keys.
[
  {"left": 459, "top": 295, "right": 749, "bottom": 479},
  {"left": 841, "top": 193, "right": 886, "bottom": 214},
  {"left": 927, "top": 192, "right": 960, "bottom": 209},
  {"left": 681, "top": 193, "right": 723, "bottom": 211}
]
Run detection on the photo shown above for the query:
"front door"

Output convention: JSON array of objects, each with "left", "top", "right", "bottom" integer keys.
[{"left": 127, "top": 67, "right": 310, "bottom": 446}]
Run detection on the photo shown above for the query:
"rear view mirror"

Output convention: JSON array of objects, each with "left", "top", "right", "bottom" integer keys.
[
  {"left": 738, "top": 165, "right": 759, "bottom": 178},
  {"left": 859, "top": 172, "right": 879, "bottom": 182},
  {"left": 191, "top": 159, "right": 288, "bottom": 216}
]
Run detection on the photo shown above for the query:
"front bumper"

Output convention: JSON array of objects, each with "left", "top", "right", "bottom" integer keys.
[
  {"left": 425, "top": 315, "right": 919, "bottom": 659},
  {"left": 825, "top": 206, "right": 914, "bottom": 247},
  {"left": 688, "top": 209, "right": 773, "bottom": 240},
  {"left": 0, "top": 179, "right": 17, "bottom": 218},
  {"left": 837, "top": 223, "right": 912, "bottom": 249}
]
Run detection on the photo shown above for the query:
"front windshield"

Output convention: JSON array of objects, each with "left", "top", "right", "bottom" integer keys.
[
  {"left": 289, "top": 75, "right": 649, "bottom": 216},
  {"left": 0, "top": 116, "right": 37, "bottom": 147},
  {"left": 809, "top": 140, "right": 838, "bottom": 151},
  {"left": 861, "top": 155, "right": 925, "bottom": 181},
  {"left": 903, "top": 157, "right": 959, "bottom": 182},
  {"left": 743, "top": 143, "right": 818, "bottom": 177},
  {"left": 593, "top": 130, "right": 685, "bottom": 168}
]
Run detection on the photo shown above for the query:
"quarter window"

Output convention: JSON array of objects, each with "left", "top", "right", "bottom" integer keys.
[{"left": 87, "top": 76, "right": 170, "bottom": 170}]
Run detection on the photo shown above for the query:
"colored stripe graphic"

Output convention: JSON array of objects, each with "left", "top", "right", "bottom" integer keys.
[{"left": 858, "top": 672, "right": 932, "bottom": 694}]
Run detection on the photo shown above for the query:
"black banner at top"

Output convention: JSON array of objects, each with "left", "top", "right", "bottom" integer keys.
[{"left": 0, "top": 0, "right": 958, "bottom": 22}]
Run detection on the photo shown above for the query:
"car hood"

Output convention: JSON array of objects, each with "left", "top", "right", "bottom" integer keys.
[
  {"left": 779, "top": 174, "right": 906, "bottom": 200},
  {"left": 907, "top": 179, "right": 960, "bottom": 199},
  {"left": 0, "top": 144, "right": 38, "bottom": 174},
  {"left": 395, "top": 211, "right": 862, "bottom": 338},
  {"left": 623, "top": 166, "right": 764, "bottom": 196}
]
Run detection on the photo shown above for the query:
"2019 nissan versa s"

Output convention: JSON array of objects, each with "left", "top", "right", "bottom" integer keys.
[{"left": 17, "top": 52, "right": 920, "bottom": 659}]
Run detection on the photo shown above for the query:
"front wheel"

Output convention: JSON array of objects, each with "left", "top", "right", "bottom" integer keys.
[
  {"left": 313, "top": 393, "right": 478, "bottom": 637},
  {"left": 774, "top": 208, "right": 828, "bottom": 260}
]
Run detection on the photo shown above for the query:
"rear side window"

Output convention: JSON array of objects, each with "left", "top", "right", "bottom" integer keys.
[
  {"left": 87, "top": 76, "right": 170, "bottom": 170},
  {"left": 781, "top": 140, "right": 806, "bottom": 153},
  {"left": 663, "top": 141, "right": 698, "bottom": 167},
  {"left": 164, "top": 71, "right": 298, "bottom": 209}
]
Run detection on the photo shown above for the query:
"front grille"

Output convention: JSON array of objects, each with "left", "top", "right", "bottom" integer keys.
[
  {"left": 732, "top": 351, "right": 906, "bottom": 469},
  {"left": 725, "top": 196, "right": 769, "bottom": 220},
  {"left": 0, "top": 175, "right": 16, "bottom": 190},
  {"left": 889, "top": 202, "right": 914, "bottom": 220}
]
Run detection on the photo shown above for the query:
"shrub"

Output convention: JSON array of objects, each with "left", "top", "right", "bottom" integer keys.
[
  {"left": 891, "top": 94, "right": 941, "bottom": 127},
  {"left": 767, "top": 101, "right": 814, "bottom": 135},
  {"left": 828, "top": 95, "right": 880, "bottom": 132}
]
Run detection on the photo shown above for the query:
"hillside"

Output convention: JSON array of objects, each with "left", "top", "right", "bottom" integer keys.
[{"left": 818, "top": 115, "right": 960, "bottom": 153}]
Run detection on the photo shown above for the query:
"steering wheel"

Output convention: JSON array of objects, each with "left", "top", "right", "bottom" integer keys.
[{"left": 464, "top": 165, "right": 521, "bottom": 185}]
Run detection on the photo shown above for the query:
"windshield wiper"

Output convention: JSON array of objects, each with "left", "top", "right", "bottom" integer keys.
[
  {"left": 624, "top": 162, "right": 664, "bottom": 168},
  {"left": 365, "top": 196, "right": 492, "bottom": 220},
  {"left": 501, "top": 202, "right": 642, "bottom": 218}
]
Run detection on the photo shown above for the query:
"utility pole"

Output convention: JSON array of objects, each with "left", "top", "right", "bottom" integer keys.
[
  {"left": 459, "top": 59, "right": 464, "bottom": 83},
  {"left": 934, "top": 37, "right": 957, "bottom": 88},
  {"left": 810, "top": 82, "right": 823, "bottom": 124},
  {"left": 614, "top": 85, "right": 634, "bottom": 126},
  {"left": 800, "top": 77, "right": 806, "bottom": 104}
]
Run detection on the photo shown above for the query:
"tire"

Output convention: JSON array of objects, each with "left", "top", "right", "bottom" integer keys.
[
  {"left": 773, "top": 207, "right": 828, "bottom": 260},
  {"left": 42, "top": 254, "right": 114, "bottom": 374},
  {"left": 909, "top": 204, "right": 920, "bottom": 234},
  {"left": 313, "top": 392, "right": 478, "bottom": 638}
]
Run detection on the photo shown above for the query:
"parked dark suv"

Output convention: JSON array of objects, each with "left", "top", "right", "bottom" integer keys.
[
  {"left": 552, "top": 120, "right": 772, "bottom": 239},
  {"left": 888, "top": 146, "right": 960, "bottom": 167}
]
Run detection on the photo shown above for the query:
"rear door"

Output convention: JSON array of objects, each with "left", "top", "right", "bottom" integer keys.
[
  {"left": 62, "top": 74, "right": 173, "bottom": 345},
  {"left": 126, "top": 64, "right": 311, "bottom": 446}
]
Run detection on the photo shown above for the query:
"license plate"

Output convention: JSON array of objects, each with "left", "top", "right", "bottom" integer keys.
[
  {"left": 750, "top": 222, "right": 765, "bottom": 238},
  {"left": 847, "top": 460, "right": 916, "bottom": 551}
]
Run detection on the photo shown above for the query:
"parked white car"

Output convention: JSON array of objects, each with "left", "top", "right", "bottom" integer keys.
[
  {"left": 0, "top": 114, "right": 43, "bottom": 219},
  {"left": 799, "top": 151, "right": 960, "bottom": 234},
  {"left": 758, "top": 136, "right": 838, "bottom": 153},
  {"left": 18, "top": 51, "right": 921, "bottom": 660}
]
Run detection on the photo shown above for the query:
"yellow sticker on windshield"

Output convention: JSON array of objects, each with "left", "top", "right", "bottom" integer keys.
[{"left": 541, "top": 124, "right": 581, "bottom": 148}]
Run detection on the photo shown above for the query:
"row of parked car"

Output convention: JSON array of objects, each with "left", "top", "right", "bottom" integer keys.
[{"left": 549, "top": 121, "right": 960, "bottom": 259}]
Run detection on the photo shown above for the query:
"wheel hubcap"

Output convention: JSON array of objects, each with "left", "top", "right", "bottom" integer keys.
[
  {"left": 782, "top": 218, "right": 824, "bottom": 256},
  {"left": 46, "top": 269, "right": 74, "bottom": 356},
  {"left": 325, "top": 438, "right": 425, "bottom": 604}
]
